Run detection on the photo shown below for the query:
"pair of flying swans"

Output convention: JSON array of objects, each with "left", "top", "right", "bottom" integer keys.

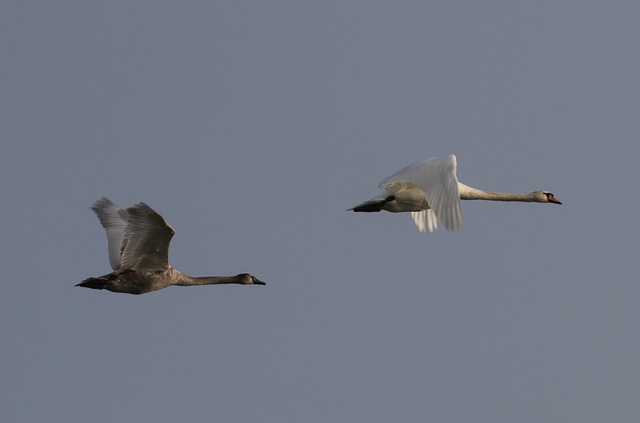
[{"left": 79, "top": 154, "right": 560, "bottom": 294}]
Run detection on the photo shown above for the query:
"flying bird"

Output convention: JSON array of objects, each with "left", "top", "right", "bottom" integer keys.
[
  {"left": 349, "top": 154, "right": 561, "bottom": 232},
  {"left": 77, "top": 198, "right": 266, "bottom": 294}
]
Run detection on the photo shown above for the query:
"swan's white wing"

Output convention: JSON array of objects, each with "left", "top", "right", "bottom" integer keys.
[
  {"left": 381, "top": 154, "right": 463, "bottom": 231},
  {"left": 91, "top": 198, "right": 127, "bottom": 270},
  {"left": 119, "top": 202, "right": 175, "bottom": 271},
  {"left": 411, "top": 209, "right": 438, "bottom": 233}
]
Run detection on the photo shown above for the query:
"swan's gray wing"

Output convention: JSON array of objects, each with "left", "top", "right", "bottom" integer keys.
[
  {"left": 380, "top": 154, "right": 463, "bottom": 231},
  {"left": 91, "top": 198, "right": 127, "bottom": 270},
  {"left": 119, "top": 202, "right": 175, "bottom": 271}
]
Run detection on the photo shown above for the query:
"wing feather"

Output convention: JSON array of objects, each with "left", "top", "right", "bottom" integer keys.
[
  {"left": 119, "top": 202, "right": 175, "bottom": 271},
  {"left": 382, "top": 155, "right": 463, "bottom": 231},
  {"left": 91, "top": 198, "right": 127, "bottom": 270}
]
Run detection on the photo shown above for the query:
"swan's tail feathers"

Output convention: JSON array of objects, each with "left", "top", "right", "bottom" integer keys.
[
  {"left": 348, "top": 196, "right": 395, "bottom": 213},
  {"left": 76, "top": 273, "right": 115, "bottom": 290}
]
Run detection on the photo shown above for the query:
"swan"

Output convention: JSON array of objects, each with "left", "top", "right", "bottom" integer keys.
[
  {"left": 77, "top": 198, "right": 266, "bottom": 294},
  {"left": 349, "top": 154, "right": 561, "bottom": 232}
]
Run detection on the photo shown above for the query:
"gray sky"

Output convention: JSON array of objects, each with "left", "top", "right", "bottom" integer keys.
[{"left": 2, "top": 1, "right": 639, "bottom": 422}]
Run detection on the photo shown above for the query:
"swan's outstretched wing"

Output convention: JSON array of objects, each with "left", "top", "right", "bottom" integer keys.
[
  {"left": 119, "top": 202, "right": 175, "bottom": 271},
  {"left": 381, "top": 154, "right": 464, "bottom": 231},
  {"left": 92, "top": 198, "right": 127, "bottom": 270}
]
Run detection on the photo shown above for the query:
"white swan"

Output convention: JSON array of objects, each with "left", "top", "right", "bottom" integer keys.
[
  {"left": 77, "top": 198, "right": 265, "bottom": 294},
  {"left": 349, "top": 154, "right": 561, "bottom": 232}
]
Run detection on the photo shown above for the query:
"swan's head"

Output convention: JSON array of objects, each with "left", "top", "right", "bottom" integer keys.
[
  {"left": 533, "top": 191, "right": 562, "bottom": 204},
  {"left": 237, "top": 273, "right": 266, "bottom": 285}
]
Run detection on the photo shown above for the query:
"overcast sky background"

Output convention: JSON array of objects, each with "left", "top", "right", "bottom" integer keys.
[{"left": 2, "top": 1, "right": 639, "bottom": 422}]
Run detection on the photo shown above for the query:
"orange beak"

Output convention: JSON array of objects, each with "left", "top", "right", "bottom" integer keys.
[{"left": 548, "top": 195, "right": 562, "bottom": 205}]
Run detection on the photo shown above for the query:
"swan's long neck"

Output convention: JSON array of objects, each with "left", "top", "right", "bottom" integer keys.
[
  {"left": 175, "top": 273, "right": 242, "bottom": 286},
  {"left": 458, "top": 182, "right": 537, "bottom": 202}
]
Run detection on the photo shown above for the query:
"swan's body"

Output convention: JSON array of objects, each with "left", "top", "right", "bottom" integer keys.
[
  {"left": 78, "top": 198, "right": 265, "bottom": 294},
  {"left": 349, "top": 154, "right": 561, "bottom": 232}
]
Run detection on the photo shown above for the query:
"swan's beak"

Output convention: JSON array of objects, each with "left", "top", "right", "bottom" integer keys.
[
  {"left": 548, "top": 195, "right": 562, "bottom": 205},
  {"left": 252, "top": 277, "right": 266, "bottom": 285}
]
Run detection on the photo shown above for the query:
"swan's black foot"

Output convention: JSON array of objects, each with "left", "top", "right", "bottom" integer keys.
[
  {"left": 76, "top": 273, "right": 117, "bottom": 290},
  {"left": 351, "top": 196, "right": 395, "bottom": 212}
]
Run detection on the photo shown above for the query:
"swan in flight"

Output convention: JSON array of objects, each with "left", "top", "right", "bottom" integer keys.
[
  {"left": 77, "top": 198, "right": 266, "bottom": 294},
  {"left": 349, "top": 154, "right": 561, "bottom": 232}
]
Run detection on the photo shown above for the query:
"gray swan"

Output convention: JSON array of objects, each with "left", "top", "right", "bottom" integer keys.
[
  {"left": 349, "top": 154, "right": 561, "bottom": 233},
  {"left": 77, "top": 198, "right": 265, "bottom": 294}
]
